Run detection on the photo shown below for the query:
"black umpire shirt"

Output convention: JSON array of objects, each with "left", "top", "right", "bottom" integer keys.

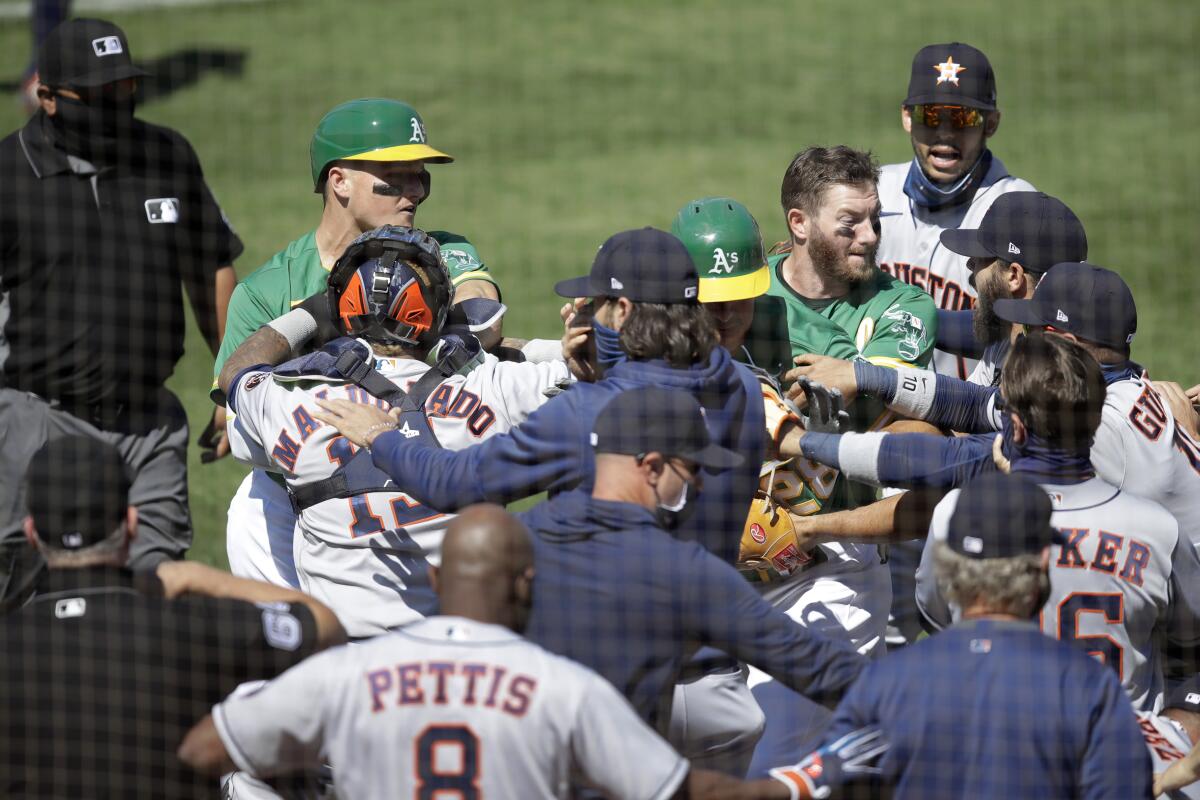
[
  {"left": 0, "top": 566, "right": 319, "bottom": 798},
  {"left": 0, "top": 110, "right": 242, "bottom": 419}
]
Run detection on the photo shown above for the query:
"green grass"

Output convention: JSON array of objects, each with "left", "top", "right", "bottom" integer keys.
[{"left": 0, "top": 0, "right": 1194, "bottom": 566}]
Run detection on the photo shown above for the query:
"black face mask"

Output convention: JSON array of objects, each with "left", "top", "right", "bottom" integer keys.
[{"left": 49, "top": 94, "right": 137, "bottom": 164}]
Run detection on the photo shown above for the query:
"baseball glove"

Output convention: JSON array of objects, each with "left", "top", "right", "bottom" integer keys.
[{"left": 738, "top": 461, "right": 824, "bottom": 584}]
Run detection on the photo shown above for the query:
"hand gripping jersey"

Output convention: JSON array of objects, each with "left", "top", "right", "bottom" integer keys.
[
  {"left": 1136, "top": 712, "right": 1200, "bottom": 800},
  {"left": 875, "top": 157, "right": 1035, "bottom": 379},
  {"left": 227, "top": 339, "right": 569, "bottom": 638},
  {"left": 212, "top": 616, "right": 689, "bottom": 800},
  {"left": 917, "top": 477, "right": 1200, "bottom": 711}
]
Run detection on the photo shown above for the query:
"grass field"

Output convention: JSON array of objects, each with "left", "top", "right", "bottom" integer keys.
[{"left": 0, "top": 0, "right": 1195, "bottom": 566}]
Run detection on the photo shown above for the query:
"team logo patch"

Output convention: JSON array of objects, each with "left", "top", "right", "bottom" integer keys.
[
  {"left": 882, "top": 306, "right": 928, "bottom": 362},
  {"left": 261, "top": 608, "right": 302, "bottom": 651},
  {"left": 397, "top": 421, "right": 421, "bottom": 439},
  {"left": 92, "top": 36, "right": 123, "bottom": 57},
  {"left": 243, "top": 372, "right": 269, "bottom": 392},
  {"left": 749, "top": 523, "right": 767, "bottom": 544},
  {"left": 1187, "top": 692, "right": 1200, "bottom": 705},
  {"left": 771, "top": 542, "right": 813, "bottom": 576},
  {"left": 145, "top": 197, "right": 180, "bottom": 224},
  {"left": 969, "top": 638, "right": 992, "bottom": 654},
  {"left": 440, "top": 247, "right": 481, "bottom": 272},
  {"left": 54, "top": 597, "right": 87, "bottom": 619},
  {"left": 934, "top": 56, "right": 965, "bottom": 85}
]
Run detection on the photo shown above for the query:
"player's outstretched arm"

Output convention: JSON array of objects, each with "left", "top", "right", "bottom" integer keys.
[
  {"left": 156, "top": 561, "right": 347, "bottom": 651},
  {"left": 792, "top": 487, "right": 948, "bottom": 547},
  {"left": 218, "top": 325, "right": 295, "bottom": 399}
]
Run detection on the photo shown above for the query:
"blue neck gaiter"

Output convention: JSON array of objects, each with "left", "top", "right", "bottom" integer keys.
[
  {"left": 593, "top": 320, "right": 626, "bottom": 372},
  {"left": 1100, "top": 361, "right": 1142, "bottom": 385},
  {"left": 903, "top": 150, "right": 993, "bottom": 210},
  {"left": 1007, "top": 415, "right": 1095, "bottom": 485}
]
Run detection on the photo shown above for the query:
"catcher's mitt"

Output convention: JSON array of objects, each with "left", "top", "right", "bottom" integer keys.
[{"left": 738, "top": 461, "right": 826, "bottom": 584}]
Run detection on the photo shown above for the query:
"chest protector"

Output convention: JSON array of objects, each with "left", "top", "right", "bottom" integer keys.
[{"left": 271, "top": 338, "right": 451, "bottom": 513}]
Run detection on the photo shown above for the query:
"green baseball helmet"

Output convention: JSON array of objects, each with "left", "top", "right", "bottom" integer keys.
[
  {"left": 671, "top": 197, "right": 770, "bottom": 302},
  {"left": 310, "top": 98, "right": 454, "bottom": 192}
]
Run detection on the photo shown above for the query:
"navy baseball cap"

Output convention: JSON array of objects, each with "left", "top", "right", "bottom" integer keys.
[
  {"left": 37, "top": 18, "right": 149, "bottom": 89},
  {"left": 25, "top": 436, "right": 131, "bottom": 550},
  {"left": 555, "top": 228, "right": 700, "bottom": 304},
  {"left": 940, "top": 192, "right": 1088, "bottom": 273},
  {"left": 904, "top": 43, "right": 997, "bottom": 111},
  {"left": 947, "top": 473, "right": 1064, "bottom": 559},
  {"left": 993, "top": 262, "right": 1137, "bottom": 350},
  {"left": 591, "top": 387, "right": 744, "bottom": 469},
  {"left": 1164, "top": 676, "right": 1200, "bottom": 714}
]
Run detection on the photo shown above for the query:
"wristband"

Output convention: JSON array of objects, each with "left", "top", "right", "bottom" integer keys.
[{"left": 266, "top": 308, "right": 318, "bottom": 352}]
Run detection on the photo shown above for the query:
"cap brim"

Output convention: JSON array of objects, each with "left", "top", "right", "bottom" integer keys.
[
  {"left": 698, "top": 263, "right": 770, "bottom": 303},
  {"left": 991, "top": 298, "right": 1053, "bottom": 328},
  {"left": 342, "top": 143, "right": 454, "bottom": 164},
  {"left": 63, "top": 63, "right": 151, "bottom": 88},
  {"left": 939, "top": 228, "right": 994, "bottom": 259},
  {"left": 554, "top": 275, "right": 599, "bottom": 299},
  {"left": 685, "top": 442, "right": 745, "bottom": 470},
  {"left": 904, "top": 93, "right": 996, "bottom": 111}
]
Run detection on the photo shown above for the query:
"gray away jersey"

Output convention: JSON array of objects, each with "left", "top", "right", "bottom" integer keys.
[
  {"left": 228, "top": 345, "right": 569, "bottom": 637},
  {"left": 916, "top": 478, "right": 1200, "bottom": 711},
  {"left": 212, "top": 616, "right": 688, "bottom": 800},
  {"left": 1137, "top": 711, "right": 1200, "bottom": 800},
  {"left": 876, "top": 157, "right": 1035, "bottom": 379},
  {"left": 1092, "top": 375, "right": 1200, "bottom": 549}
]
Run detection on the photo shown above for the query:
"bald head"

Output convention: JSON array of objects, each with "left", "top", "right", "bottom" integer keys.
[{"left": 435, "top": 505, "right": 535, "bottom": 630}]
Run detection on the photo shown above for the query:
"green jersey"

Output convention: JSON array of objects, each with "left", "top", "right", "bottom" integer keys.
[
  {"left": 754, "top": 255, "right": 937, "bottom": 515},
  {"left": 214, "top": 229, "right": 494, "bottom": 379}
]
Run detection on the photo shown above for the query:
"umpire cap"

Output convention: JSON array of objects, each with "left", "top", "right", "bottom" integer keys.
[
  {"left": 37, "top": 19, "right": 149, "bottom": 89},
  {"left": 25, "top": 436, "right": 131, "bottom": 550}
]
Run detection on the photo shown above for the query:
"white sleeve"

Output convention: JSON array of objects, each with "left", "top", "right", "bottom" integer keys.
[
  {"left": 211, "top": 652, "right": 334, "bottom": 777},
  {"left": 914, "top": 491, "right": 958, "bottom": 631},
  {"left": 489, "top": 359, "right": 572, "bottom": 426},
  {"left": 1090, "top": 408, "right": 1129, "bottom": 490},
  {"left": 519, "top": 338, "right": 566, "bottom": 364},
  {"left": 226, "top": 370, "right": 279, "bottom": 470},
  {"left": 570, "top": 674, "right": 689, "bottom": 800}
]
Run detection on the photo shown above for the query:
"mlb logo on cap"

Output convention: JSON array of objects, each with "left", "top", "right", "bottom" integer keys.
[{"left": 92, "top": 36, "right": 123, "bottom": 56}]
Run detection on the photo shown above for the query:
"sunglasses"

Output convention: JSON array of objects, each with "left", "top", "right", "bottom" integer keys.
[{"left": 909, "top": 104, "right": 985, "bottom": 129}]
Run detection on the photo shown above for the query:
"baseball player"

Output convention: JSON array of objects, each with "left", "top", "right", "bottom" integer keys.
[
  {"left": 812, "top": 472, "right": 1152, "bottom": 799},
  {"left": 180, "top": 506, "right": 790, "bottom": 800},
  {"left": 913, "top": 334, "right": 1200, "bottom": 711},
  {"left": 212, "top": 98, "right": 503, "bottom": 590},
  {"left": 791, "top": 263, "right": 1200, "bottom": 549},
  {"left": 217, "top": 227, "right": 568, "bottom": 638},
  {"left": 738, "top": 145, "right": 936, "bottom": 775},
  {"left": 1140, "top": 676, "right": 1200, "bottom": 799},
  {"left": 876, "top": 42, "right": 1035, "bottom": 380}
]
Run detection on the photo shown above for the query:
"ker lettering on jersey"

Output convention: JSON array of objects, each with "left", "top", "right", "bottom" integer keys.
[
  {"left": 1052, "top": 520, "right": 1150, "bottom": 587},
  {"left": 367, "top": 661, "right": 536, "bottom": 717}
]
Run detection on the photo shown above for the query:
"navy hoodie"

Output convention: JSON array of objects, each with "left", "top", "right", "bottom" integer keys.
[
  {"left": 370, "top": 346, "right": 766, "bottom": 565},
  {"left": 519, "top": 490, "right": 866, "bottom": 732}
]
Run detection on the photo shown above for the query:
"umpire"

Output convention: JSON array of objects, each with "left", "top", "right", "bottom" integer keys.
[
  {"left": 0, "top": 18, "right": 242, "bottom": 602},
  {"left": 813, "top": 472, "right": 1150, "bottom": 798},
  {"left": 0, "top": 436, "right": 345, "bottom": 798}
]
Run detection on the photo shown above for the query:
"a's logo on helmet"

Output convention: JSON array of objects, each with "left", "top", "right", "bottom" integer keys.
[
  {"left": 710, "top": 247, "right": 739, "bottom": 275},
  {"left": 749, "top": 523, "right": 767, "bottom": 544},
  {"left": 409, "top": 118, "right": 426, "bottom": 143}
]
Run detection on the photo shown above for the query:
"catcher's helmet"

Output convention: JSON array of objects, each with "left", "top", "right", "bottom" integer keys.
[
  {"left": 326, "top": 226, "right": 453, "bottom": 349},
  {"left": 310, "top": 98, "right": 453, "bottom": 192},
  {"left": 670, "top": 197, "right": 770, "bottom": 303}
]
